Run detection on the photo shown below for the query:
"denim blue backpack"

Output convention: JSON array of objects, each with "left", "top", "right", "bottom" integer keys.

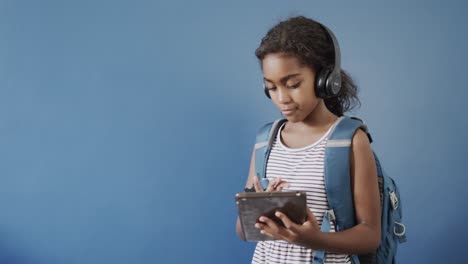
[{"left": 254, "top": 116, "right": 406, "bottom": 264}]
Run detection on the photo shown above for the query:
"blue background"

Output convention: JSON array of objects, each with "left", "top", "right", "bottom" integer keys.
[{"left": 1, "top": 0, "right": 467, "bottom": 263}]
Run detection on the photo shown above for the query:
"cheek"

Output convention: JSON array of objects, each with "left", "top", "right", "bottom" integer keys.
[
  {"left": 301, "top": 97, "right": 320, "bottom": 112},
  {"left": 271, "top": 93, "right": 285, "bottom": 104},
  {"left": 296, "top": 84, "right": 317, "bottom": 105},
  {"left": 297, "top": 92, "right": 314, "bottom": 105}
]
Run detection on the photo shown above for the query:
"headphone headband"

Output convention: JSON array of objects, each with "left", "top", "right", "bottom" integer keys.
[{"left": 319, "top": 24, "right": 341, "bottom": 72}]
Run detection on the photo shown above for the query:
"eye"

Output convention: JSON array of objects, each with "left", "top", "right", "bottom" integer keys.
[
  {"left": 264, "top": 85, "right": 276, "bottom": 91},
  {"left": 287, "top": 82, "right": 301, "bottom": 89}
]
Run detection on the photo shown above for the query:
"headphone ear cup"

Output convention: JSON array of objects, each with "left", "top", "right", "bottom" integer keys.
[
  {"left": 264, "top": 86, "right": 271, "bottom": 99},
  {"left": 325, "top": 71, "right": 342, "bottom": 97},
  {"left": 315, "top": 68, "right": 331, "bottom": 98}
]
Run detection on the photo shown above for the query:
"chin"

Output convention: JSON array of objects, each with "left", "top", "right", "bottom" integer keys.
[{"left": 283, "top": 115, "right": 303, "bottom": 123}]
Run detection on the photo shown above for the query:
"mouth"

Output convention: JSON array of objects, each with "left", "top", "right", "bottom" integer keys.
[{"left": 281, "top": 108, "right": 297, "bottom": 116}]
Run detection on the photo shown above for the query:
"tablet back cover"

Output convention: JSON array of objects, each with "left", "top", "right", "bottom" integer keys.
[{"left": 236, "top": 191, "right": 307, "bottom": 241}]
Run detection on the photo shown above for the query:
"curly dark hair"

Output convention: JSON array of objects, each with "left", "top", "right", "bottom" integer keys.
[{"left": 255, "top": 16, "right": 360, "bottom": 116}]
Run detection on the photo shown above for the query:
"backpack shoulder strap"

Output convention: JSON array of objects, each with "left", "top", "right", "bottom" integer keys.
[
  {"left": 325, "top": 116, "right": 371, "bottom": 231},
  {"left": 254, "top": 119, "right": 287, "bottom": 190},
  {"left": 314, "top": 116, "right": 372, "bottom": 264}
]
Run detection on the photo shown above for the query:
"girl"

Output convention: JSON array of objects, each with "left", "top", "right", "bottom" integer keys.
[{"left": 236, "top": 16, "right": 381, "bottom": 263}]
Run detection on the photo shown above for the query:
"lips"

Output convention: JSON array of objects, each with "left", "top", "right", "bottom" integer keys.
[{"left": 281, "top": 108, "right": 297, "bottom": 116}]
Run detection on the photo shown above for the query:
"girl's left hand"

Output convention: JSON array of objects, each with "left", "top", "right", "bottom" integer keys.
[{"left": 255, "top": 207, "right": 321, "bottom": 248}]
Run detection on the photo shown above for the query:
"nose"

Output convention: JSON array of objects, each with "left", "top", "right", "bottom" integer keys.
[{"left": 277, "top": 87, "right": 292, "bottom": 104}]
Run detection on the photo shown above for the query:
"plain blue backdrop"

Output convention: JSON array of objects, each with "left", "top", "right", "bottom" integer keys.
[{"left": 1, "top": 0, "right": 467, "bottom": 263}]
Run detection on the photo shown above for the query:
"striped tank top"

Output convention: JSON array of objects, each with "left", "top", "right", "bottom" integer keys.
[{"left": 251, "top": 117, "right": 351, "bottom": 264}]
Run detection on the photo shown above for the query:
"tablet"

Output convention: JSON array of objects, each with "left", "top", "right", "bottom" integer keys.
[{"left": 236, "top": 191, "right": 308, "bottom": 241}]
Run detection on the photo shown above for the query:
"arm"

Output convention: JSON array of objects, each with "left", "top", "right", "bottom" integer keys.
[
  {"left": 256, "top": 129, "right": 381, "bottom": 254},
  {"left": 236, "top": 147, "right": 256, "bottom": 240}
]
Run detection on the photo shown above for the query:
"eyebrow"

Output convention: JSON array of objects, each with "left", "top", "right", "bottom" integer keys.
[{"left": 263, "top": 73, "right": 301, "bottom": 84}]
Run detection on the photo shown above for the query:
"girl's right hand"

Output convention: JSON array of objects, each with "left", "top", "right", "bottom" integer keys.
[{"left": 253, "top": 177, "right": 290, "bottom": 192}]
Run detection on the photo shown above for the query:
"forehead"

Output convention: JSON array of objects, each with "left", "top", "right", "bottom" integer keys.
[{"left": 261, "top": 53, "right": 311, "bottom": 81}]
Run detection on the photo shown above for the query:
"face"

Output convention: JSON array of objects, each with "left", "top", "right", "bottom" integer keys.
[{"left": 262, "top": 52, "right": 322, "bottom": 123}]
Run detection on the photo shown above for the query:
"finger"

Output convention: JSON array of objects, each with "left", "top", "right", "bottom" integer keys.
[
  {"left": 257, "top": 216, "right": 282, "bottom": 239},
  {"left": 306, "top": 208, "right": 317, "bottom": 223},
  {"left": 254, "top": 222, "right": 265, "bottom": 229},
  {"left": 273, "top": 177, "right": 282, "bottom": 188},
  {"left": 266, "top": 177, "right": 283, "bottom": 192},
  {"left": 275, "top": 211, "right": 299, "bottom": 232},
  {"left": 276, "top": 182, "right": 290, "bottom": 192},
  {"left": 306, "top": 207, "right": 314, "bottom": 219},
  {"left": 254, "top": 221, "right": 275, "bottom": 238},
  {"left": 265, "top": 178, "right": 278, "bottom": 192},
  {"left": 259, "top": 228, "right": 273, "bottom": 237},
  {"left": 260, "top": 214, "right": 295, "bottom": 241},
  {"left": 258, "top": 216, "right": 280, "bottom": 233},
  {"left": 253, "top": 176, "right": 263, "bottom": 192},
  {"left": 278, "top": 182, "right": 290, "bottom": 189},
  {"left": 305, "top": 208, "right": 318, "bottom": 227}
]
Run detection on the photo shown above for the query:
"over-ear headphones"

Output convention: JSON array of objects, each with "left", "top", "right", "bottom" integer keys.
[{"left": 264, "top": 22, "right": 342, "bottom": 99}]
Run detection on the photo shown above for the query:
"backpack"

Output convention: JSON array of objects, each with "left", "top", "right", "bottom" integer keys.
[{"left": 254, "top": 116, "right": 406, "bottom": 264}]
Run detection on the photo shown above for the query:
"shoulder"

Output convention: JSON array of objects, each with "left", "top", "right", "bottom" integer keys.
[
  {"left": 351, "top": 128, "right": 372, "bottom": 153},
  {"left": 349, "top": 126, "right": 377, "bottom": 181}
]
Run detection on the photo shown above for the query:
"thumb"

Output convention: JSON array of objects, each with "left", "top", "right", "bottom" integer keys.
[
  {"left": 253, "top": 176, "right": 263, "bottom": 192},
  {"left": 306, "top": 208, "right": 317, "bottom": 224}
]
